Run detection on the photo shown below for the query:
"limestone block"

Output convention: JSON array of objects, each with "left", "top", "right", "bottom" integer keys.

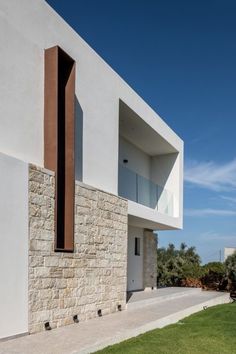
[
  {"left": 63, "top": 268, "right": 75, "bottom": 278},
  {"left": 44, "top": 257, "right": 59, "bottom": 267}
]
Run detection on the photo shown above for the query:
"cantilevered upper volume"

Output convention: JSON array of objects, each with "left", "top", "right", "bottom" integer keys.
[{"left": 119, "top": 100, "right": 183, "bottom": 230}]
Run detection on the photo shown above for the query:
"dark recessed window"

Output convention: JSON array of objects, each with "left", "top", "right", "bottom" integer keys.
[{"left": 135, "top": 237, "right": 140, "bottom": 256}]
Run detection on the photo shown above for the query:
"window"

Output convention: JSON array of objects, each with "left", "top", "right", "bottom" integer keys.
[{"left": 135, "top": 237, "right": 140, "bottom": 256}]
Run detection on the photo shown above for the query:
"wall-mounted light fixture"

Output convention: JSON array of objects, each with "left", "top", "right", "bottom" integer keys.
[
  {"left": 73, "top": 314, "right": 79, "bottom": 323},
  {"left": 44, "top": 322, "right": 51, "bottom": 331},
  {"left": 123, "top": 159, "right": 128, "bottom": 164}
]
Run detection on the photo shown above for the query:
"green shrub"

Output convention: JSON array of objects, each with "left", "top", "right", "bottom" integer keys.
[
  {"left": 225, "top": 252, "right": 236, "bottom": 289},
  {"left": 157, "top": 243, "right": 201, "bottom": 287},
  {"left": 201, "top": 262, "right": 226, "bottom": 290},
  {"left": 225, "top": 252, "right": 236, "bottom": 280},
  {"left": 156, "top": 245, "right": 236, "bottom": 290},
  {"left": 202, "top": 261, "right": 225, "bottom": 275}
]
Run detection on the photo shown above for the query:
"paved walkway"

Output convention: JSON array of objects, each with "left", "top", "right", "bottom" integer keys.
[
  {"left": 127, "top": 287, "right": 201, "bottom": 309},
  {"left": 0, "top": 288, "right": 229, "bottom": 354}
]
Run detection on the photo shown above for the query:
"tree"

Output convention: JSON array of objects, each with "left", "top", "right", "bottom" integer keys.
[
  {"left": 225, "top": 252, "right": 236, "bottom": 284},
  {"left": 157, "top": 243, "right": 201, "bottom": 287}
]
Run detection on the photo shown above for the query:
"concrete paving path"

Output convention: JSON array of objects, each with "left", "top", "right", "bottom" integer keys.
[{"left": 0, "top": 288, "right": 230, "bottom": 354}]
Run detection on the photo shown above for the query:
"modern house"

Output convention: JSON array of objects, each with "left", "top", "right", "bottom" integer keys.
[{"left": 0, "top": 0, "right": 183, "bottom": 340}]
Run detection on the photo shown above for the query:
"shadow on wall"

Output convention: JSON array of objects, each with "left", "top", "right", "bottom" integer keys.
[
  {"left": 152, "top": 152, "right": 179, "bottom": 190},
  {"left": 75, "top": 96, "right": 83, "bottom": 181},
  {"left": 152, "top": 152, "right": 179, "bottom": 215}
]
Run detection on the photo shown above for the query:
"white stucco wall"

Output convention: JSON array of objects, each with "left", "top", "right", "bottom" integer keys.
[
  {"left": 0, "top": 6, "right": 44, "bottom": 167},
  {"left": 119, "top": 137, "right": 151, "bottom": 179},
  {"left": 0, "top": 153, "right": 28, "bottom": 339}
]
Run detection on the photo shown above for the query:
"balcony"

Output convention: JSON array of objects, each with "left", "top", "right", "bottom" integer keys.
[{"left": 118, "top": 164, "right": 174, "bottom": 217}]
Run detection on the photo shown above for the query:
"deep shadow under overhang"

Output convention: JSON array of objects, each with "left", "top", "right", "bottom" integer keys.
[{"left": 119, "top": 100, "right": 178, "bottom": 156}]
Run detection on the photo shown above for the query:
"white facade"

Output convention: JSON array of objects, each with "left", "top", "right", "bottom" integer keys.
[
  {"left": 0, "top": 153, "right": 28, "bottom": 339},
  {"left": 0, "top": 0, "right": 183, "bottom": 339}
]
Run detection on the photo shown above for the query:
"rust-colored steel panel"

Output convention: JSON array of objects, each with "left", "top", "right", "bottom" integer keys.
[
  {"left": 44, "top": 46, "right": 75, "bottom": 252},
  {"left": 44, "top": 46, "right": 58, "bottom": 172}
]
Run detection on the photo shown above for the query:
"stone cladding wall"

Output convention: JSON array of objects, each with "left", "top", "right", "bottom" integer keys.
[
  {"left": 143, "top": 230, "right": 157, "bottom": 290},
  {"left": 28, "top": 165, "right": 128, "bottom": 333}
]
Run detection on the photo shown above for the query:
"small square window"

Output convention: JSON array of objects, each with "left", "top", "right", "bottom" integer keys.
[{"left": 135, "top": 237, "right": 140, "bottom": 256}]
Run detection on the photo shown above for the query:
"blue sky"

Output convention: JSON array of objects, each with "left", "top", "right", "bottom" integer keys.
[{"left": 46, "top": 0, "right": 236, "bottom": 264}]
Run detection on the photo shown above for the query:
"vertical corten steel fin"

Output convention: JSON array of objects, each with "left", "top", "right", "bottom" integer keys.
[{"left": 44, "top": 46, "right": 75, "bottom": 252}]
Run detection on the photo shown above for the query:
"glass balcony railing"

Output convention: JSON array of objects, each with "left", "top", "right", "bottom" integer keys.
[{"left": 118, "top": 164, "right": 174, "bottom": 217}]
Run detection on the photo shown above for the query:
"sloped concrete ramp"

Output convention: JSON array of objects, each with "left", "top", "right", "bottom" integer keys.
[
  {"left": 127, "top": 287, "right": 202, "bottom": 310},
  {"left": 0, "top": 288, "right": 230, "bottom": 354}
]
